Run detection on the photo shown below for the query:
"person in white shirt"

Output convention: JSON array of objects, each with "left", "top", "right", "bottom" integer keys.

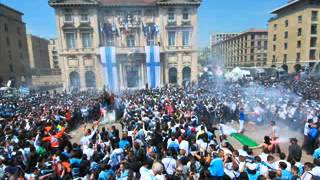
[
  {"left": 301, "top": 162, "right": 314, "bottom": 180},
  {"left": 161, "top": 150, "right": 176, "bottom": 175},
  {"left": 83, "top": 143, "right": 94, "bottom": 160},
  {"left": 179, "top": 135, "right": 190, "bottom": 155}
]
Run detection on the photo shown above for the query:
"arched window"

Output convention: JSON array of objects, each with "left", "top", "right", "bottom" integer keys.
[
  {"left": 69, "top": 71, "right": 80, "bottom": 89},
  {"left": 85, "top": 71, "right": 96, "bottom": 88},
  {"left": 182, "top": 67, "right": 191, "bottom": 82},
  {"left": 169, "top": 67, "right": 177, "bottom": 84}
]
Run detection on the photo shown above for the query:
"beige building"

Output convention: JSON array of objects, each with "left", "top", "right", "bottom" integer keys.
[
  {"left": 0, "top": 3, "right": 30, "bottom": 87},
  {"left": 27, "top": 34, "right": 51, "bottom": 71},
  {"left": 212, "top": 29, "right": 268, "bottom": 68},
  {"left": 49, "top": 0, "right": 201, "bottom": 91},
  {"left": 48, "top": 38, "right": 60, "bottom": 69},
  {"left": 210, "top": 33, "right": 240, "bottom": 48},
  {"left": 268, "top": 0, "right": 320, "bottom": 72}
]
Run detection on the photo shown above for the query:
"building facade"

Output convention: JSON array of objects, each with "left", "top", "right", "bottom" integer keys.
[
  {"left": 212, "top": 29, "right": 268, "bottom": 68},
  {"left": 268, "top": 0, "right": 320, "bottom": 72},
  {"left": 210, "top": 33, "right": 240, "bottom": 48},
  {"left": 48, "top": 39, "right": 60, "bottom": 69},
  {"left": 49, "top": 0, "right": 201, "bottom": 91},
  {"left": 0, "top": 3, "right": 30, "bottom": 87},
  {"left": 27, "top": 34, "right": 51, "bottom": 71}
]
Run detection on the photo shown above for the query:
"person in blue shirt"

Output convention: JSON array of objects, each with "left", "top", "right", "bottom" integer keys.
[
  {"left": 313, "top": 142, "right": 320, "bottom": 159},
  {"left": 239, "top": 107, "right": 246, "bottom": 133},
  {"left": 208, "top": 153, "right": 224, "bottom": 179},
  {"left": 98, "top": 163, "right": 114, "bottom": 180},
  {"left": 119, "top": 133, "right": 130, "bottom": 150},
  {"left": 279, "top": 162, "right": 292, "bottom": 180},
  {"left": 245, "top": 163, "right": 260, "bottom": 180}
]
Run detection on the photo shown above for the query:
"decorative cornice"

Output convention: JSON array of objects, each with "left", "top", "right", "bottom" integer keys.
[
  {"left": 157, "top": 0, "right": 201, "bottom": 6},
  {"left": 49, "top": 0, "right": 99, "bottom": 7}
]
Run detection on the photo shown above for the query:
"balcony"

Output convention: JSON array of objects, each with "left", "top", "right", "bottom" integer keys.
[
  {"left": 116, "top": 46, "right": 145, "bottom": 54},
  {"left": 167, "top": 20, "right": 177, "bottom": 27}
]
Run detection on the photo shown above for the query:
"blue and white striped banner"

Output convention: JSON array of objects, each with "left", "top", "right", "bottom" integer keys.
[
  {"left": 145, "top": 46, "right": 161, "bottom": 88},
  {"left": 100, "top": 46, "right": 118, "bottom": 92}
]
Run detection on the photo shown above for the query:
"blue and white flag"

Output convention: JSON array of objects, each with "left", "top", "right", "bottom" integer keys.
[
  {"left": 100, "top": 47, "right": 119, "bottom": 92},
  {"left": 145, "top": 46, "right": 161, "bottom": 89},
  {"left": 19, "top": 86, "right": 29, "bottom": 95}
]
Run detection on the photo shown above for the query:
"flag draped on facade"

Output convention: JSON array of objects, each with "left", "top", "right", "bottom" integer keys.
[
  {"left": 100, "top": 47, "right": 118, "bottom": 92},
  {"left": 145, "top": 46, "right": 161, "bottom": 89}
]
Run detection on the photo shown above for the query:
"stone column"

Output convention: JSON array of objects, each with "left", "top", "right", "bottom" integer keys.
[
  {"left": 119, "top": 63, "right": 123, "bottom": 90},
  {"left": 140, "top": 62, "right": 145, "bottom": 88}
]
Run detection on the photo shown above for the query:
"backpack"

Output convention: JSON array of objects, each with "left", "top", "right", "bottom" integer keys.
[
  {"left": 308, "top": 128, "right": 318, "bottom": 140},
  {"left": 308, "top": 172, "right": 320, "bottom": 180}
]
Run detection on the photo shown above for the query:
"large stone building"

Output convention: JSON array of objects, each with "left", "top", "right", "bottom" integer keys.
[
  {"left": 27, "top": 34, "right": 51, "bottom": 71},
  {"left": 210, "top": 32, "right": 240, "bottom": 48},
  {"left": 211, "top": 29, "right": 268, "bottom": 68},
  {"left": 268, "top": 0, "right": 320, "bottom": 72},
  {"left": 0, "top": 3, "right": 30, "bottom": 87},
  {"left": 48, "top": 38, "right": 60, "bottom": 69},
  {"left": 49, "top": 0, "right": 201, "bottom": 91}
]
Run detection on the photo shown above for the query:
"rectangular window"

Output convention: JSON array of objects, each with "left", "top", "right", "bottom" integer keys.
[
  {"left": 284, "top": 31, "right": 288, "bottom": 39},
  {"left": 284, "top": 54, "right": 287, "bottom": 63},
  {"left": 312, "top": 11, "right": 318, "bottom": 21},
  {"left": 65, "top": 32, "right": 76, "bottom": 49},
  {"left": 311, "top": 24, "right": 317, "bottom": 35},
  {"left": 273, "top": 24, "right": 277, "bottom": 30},
  {"left": 298, "top": 28, "right": 302, "bottom": 36},
  {"left": 80, "top": 14, "right": 89, "bottom": 22},
  {"left": 272, "top": 55, "right": 276, "bottom": 62},
  {"left": 18, "top": 40, "right": 22, "bottom": 49},
  {"left": 64, "top": 13, "right": 73, "bottom": 22},
  {"left": 310, "top": 50, "right": 316, "bottom": 60},
  {"left": 4, "top": 23, "right": 8, "bottom": 32},
  {"left": 297, "top": 40, "right": 301, "bottom": 48},
  {"left": 168, "top": 31, "right": 176, "bottom": 46},
  {"left": 284, "top": 43, "right": 288, "bottom": 50},
  {"left": 127, "top": 35, "right": 135, "bottom": 47},
  {"left": 273, "top": 45, "right": 276, "bottom": 51},
  {"left": 9, "top": 64, "right": 13, "bottom": 73},
  {"left": 264, "top": 41, "right": 267, "bottom": 49},
  {"left": 182, "top": 9, "right": 189, "bottom": 20},
  {"left": 17, "top": 27, "right": 21, "bottom": 35},
  {"left": 310, "top": 37, "right": 317, "bottom": 47},
  {"left": 257, "top": 41, "right": 261, "bottom": 49},
  {"left": 182, "top": 31, "right": 190, "bottom": 46},
  {"left": 6, "top": 37, "right": 10, "bottom": 46},
  {"left": 106, "top": 36, "right": 114, "bottom": 46},
  {"left": 168, "top": 9, "right": 175, "bottom": 21},
  {"left": 147, "top": 36, "right": 155, "bottom": 46},
  {"left": 273, "top": 34, "right": 277, "bottom": 41},
  {"left": 298, "top": 15, "right": 303, "bottom": 23},
  {"left": 81, "top": 32, "right": 92, "bottom": 48},
  {"left": 285, "top": 20, "right": 289, "bottom": 27},
  {"left": 296, "top": 53, "right": 301, "bottom": 61}
]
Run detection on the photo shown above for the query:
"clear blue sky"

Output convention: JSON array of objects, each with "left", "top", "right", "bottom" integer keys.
[{"left": 1, "top": 0, "right": 288, "bottom": 47}]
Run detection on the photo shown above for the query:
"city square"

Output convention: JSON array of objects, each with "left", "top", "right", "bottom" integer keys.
[{"left": 0, "top": 0, "right": 320, "bottom": 179}]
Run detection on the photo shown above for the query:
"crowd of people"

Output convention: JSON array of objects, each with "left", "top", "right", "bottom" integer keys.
[{"left": 0, "top": 75, "right": 319, "bottom": 179}]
